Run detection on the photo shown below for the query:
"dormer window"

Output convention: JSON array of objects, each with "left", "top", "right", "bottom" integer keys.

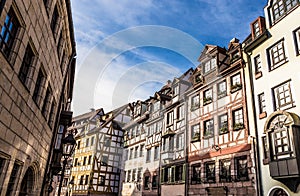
[
  {"left": 253, "top": 21, "right": 260, "bottom": 37},
  {"left": 203, "top": 58, "right": 216, "bottom": 74}
]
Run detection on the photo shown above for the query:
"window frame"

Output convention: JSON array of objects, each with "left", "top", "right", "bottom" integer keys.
[
  {"left": 203, "top": 88, "right": 213, "bottom": 105},
  {"left": 218, "top": 114, "right": 228, "bottom": 134},
  {"left": 267, "top": 39, "right": 287, "bottom": 71},
  {"left": 204, "top": 119, "right": 214, "bottom": 137},
  {"left": 203, "top": 58, "right": 217, "bottom": 74},
  {"left": 191, "top": 94, "right": 200, "bottom": 110},
  {"left": 191, "top": 163, "right": 201, "bottom": 184},
  {"left": 219, "top": 159, "right": 231, "bottom": 182},
  {"left": 233, "top": 108, "right": 244, "bottom": 131},
  {"left": 18, "top": 44, "right": 35, "bottom": 89},
  {"left": 235, "top": 156, "right": 249, "bottom": 181},
  {"left": 217, "top": 80, "right": 227, "bottom": 98},
  {"left": 254, "top": 54, "right": 262, "bottom": 74},
  {"left": 258, "top": 93, "right": 266, "bottom": 115},
  {"left": 230, "top": 73, "right": 242, "bottom": 93},
  {"left": 293, "top": 27, "right": 300, "bottom": 55},
  {"left": 272, "top": 80, "right": 294, "bottom": 110},
  {"left": 205, "top": 162, "right": 215, "bottom": 183}
]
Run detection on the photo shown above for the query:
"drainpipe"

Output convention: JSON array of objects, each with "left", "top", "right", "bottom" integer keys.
[
  {"left": 184, "top": 94, "right": 189, "bottom": 196},
  {"left": 244, "top": 50, "right": 263, "bottom": 196}
]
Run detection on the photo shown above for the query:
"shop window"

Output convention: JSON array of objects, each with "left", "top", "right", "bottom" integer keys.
[
  {"left": 219, "top": 159, "right": 231, "bottom": 182},
  {"left": 205, "top": 162, "right": 215, "bottom": 183},
  {"left": 191, "top": 163, "right": 201, "bottom": 184},
  {"left": 235, "top": 156, "right": 249, "bottom": 181}
]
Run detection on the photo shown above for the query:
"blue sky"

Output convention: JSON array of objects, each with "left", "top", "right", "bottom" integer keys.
[{"left": 71, "top": 0, "right": 266, "bottom": 115}]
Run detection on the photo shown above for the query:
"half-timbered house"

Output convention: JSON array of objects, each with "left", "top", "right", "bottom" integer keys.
[
  {"left": 186, "top": 40, "right": 256, "bottom": 195},
  {"left": 71, "top": 106, "right": 131, "bottom": 196},
  {"left": 159, "top": 69, "right": 193, "bottom": 196}
]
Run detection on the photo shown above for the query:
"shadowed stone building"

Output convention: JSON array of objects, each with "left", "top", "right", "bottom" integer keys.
[{"left": 0, "top": 0, "right": 76, "bottom": 195}]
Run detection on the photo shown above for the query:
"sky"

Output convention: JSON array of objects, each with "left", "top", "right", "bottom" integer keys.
[{"left": 71, "top": 0, "right": 266, "bottom": 116}]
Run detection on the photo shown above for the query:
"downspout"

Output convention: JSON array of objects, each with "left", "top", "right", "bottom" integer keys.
[
  {"left": 244, "top": 50, "right": 263, "bottom": 196},
  {"left": 184, "top": 94, "right": 189, "bottom": 196}
]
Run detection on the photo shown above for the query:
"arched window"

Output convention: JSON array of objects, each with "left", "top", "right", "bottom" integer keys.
[{"left": 19, "top": 167, "right": 35, "bottom": 196}]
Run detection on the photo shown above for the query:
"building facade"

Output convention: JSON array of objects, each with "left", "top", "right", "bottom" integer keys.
[
  {"left": 71, "top": 106, "right": 131, "bottom": 196},
  {"left": 0, "top": 0, "right": 76, "bottom": 195},
  {"left": 243, "top": 1, "right": 300, "bottom": 195},
  {"left": 186, "top": 40, "right": 256, "bottom": 195}
]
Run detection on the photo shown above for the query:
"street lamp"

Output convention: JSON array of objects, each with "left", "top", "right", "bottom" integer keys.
[{"left": 57, "top": 133, "right": 76, "bottom": 196}]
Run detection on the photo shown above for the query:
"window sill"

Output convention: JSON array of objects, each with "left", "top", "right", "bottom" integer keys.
[
  {"left": 203, "top": 99, "right": 212, "bottom": 106},
  {"left": 269, "top": 59, "right": 288, "bottom": 72},
  {"left": 259, "top": 112, "right": 267, "bottom": 119},
  {"left": 230, "top": 86, "right": 242, "bottom": 93},
  {"left": 255, "top": 71, "right": 262, "bottom": 79},
  {"left": 217, "top": 93, "right": 227, "bottom": 99}
]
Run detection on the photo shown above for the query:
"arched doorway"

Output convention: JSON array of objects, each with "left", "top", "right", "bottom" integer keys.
[{"left": 19, "top": 167, "right": 34, "bottom": 196}]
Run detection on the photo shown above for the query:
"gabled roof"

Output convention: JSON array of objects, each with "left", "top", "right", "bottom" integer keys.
[{"left": 197, "top": 44, "right": 217, "bottom": 62}]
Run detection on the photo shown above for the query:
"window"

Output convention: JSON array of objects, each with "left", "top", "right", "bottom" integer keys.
[
  {"left": 219, "top": 114, "right": 228, "bottom": 134},
  {"left": 235, "top": 156, "right": 249, "bottom": 181},
  {"left": 41, "top": 87, "right": 52, "bottom": 118},
  {"left": 134, "top": 146, "right": 139, "bottom": 158},
  {"left": 86, "top": 138, "right": 89, "bottom": 147},
  {"left": 0, "top": 8, "right": 20, "bottom": 57},
  {"left": 85, "top": 175, "right": 89, "bottom": 185},
  {"left": 177, "top": 105, "right": 184, "bottom": 120},
  {"left": 203, "top": 58, "right": 216, "bottom": 74},
  {"left": 166, "top": 111, "right": 174, "bottom": 126},
  {"left": 273, "top": 80, "right": 294, "bottom": 110},
  {"left": 132, "top": 169, "right": 136, "bottom": 181},
  {"left": 191, "top": 124, "right": 200, "bottom": 141},
  {"left": 91, "top": 136, "right": 94, "bottom": 146},
  {"left": 154, "top": 146, "right": 159, "bottom": 160},
  {"left": 48, "top": 100, "right": 56, "bottom": 127},
  {"left": 169, "top": 136, "right": 174, "bottom": 151},
  {"left": 204, "top": 119, "right": 214, "bottom": 137},
  {"left": 233, "top": 108, "right": 244, "bottom": 130},
  {"left": 191, "top": 95, "right": 199, "bottom": 110},
  {"left": 191, "top": 163, "right": 201, "bottom": 184},
  {"left": 50, "top": 5, "right": 59, "bottom": 33},
  {"left": 254, "top": 55, "right": 262, "bottom": 74},
  {"left": 268, "top": 40, "right": 287, "bottom": 70},
  {"left": 219, "top": 160, "right": 231, "bottom": 182},
  {"left": 139, "top": 144, "right": 144, "bottom": 157},
  {"left": 153, "top": 101, "right": 160, "bottom": 111},
  {"left": 230, "top": 73, "right": 241, "bottom": 92},
  {"left": 32, "top": 69, "right": 45, "bottom": 104},
  {"left": 127, "top": 170, "right": 131, "bottom": 182},
  {"left": 253, "top": 21, "right": 260, "bottom": 37},
  {"left": 129, "top": 148, "right": 133, "bottom": 159},
  {"left": 152, "top": 175, "right": 158, "bottom": 188},
  {"left": 137, "top": 168, "right": 142, "bottom": 181},
  {"left": 99, "top": 175, "right": 105, "bottom": 186},
  {"left": 258, "top": 93, "right": 266, "bottom": 114},
  {"left": 205, "top": 162, "right": 215, "bottom": 183},
  {"left": 79, "top": 176, "right": 84, "bottom": 185},
  {"left": 88, "top": 155, "right": 92, "bottom": 165},
  {"left": 101, "top": 155, "right": 108, "bottom": 165},
  {"left": 217, "top": 81, "right": 226, "bottom": 98},
  {"left": 272, "top": 0, "right": 298, "bottom": 23},
  {"left": 294, "top": 27, "right": 300, "bottom": 55},
  {"left": 270, "top": 125, "right": 292, "bottom": 160},
  {"left": 77, "top": 141, "right": 81, "bottom": 149},
  {"left": 176, "top": 133, "right": 184, "bottom": 149},
  {"left": 0, "top": 156, "right": 7, "bottom": 187},
  {"left": 104, "top": 137, "right": 111, "bottom": 147},
  {"left": 146, "top": 149, "right": 151, "bottom": 162},
  {"left": 173, "top": 85, "right": 179, "bottom": 96},
  {"left": 175, "top": 165, "right": 184, "bottom": 182},
  {"left": 6, "top": 161, "right": 21, "bottom": 196},
  {"left": 203, "top": 88, "right": 213, "bottom": 105},
  {"left": 83, "top": 157, "right": 87, "bottom": 165},
  {"left": 262, "top": 136, "right": 270, "bottom": 164},
  {"left": 19, "top": 44, "right": 35, "bottom": 87},
  {"left": 74, "top": 158, "right": 78, "bottom": 166}
]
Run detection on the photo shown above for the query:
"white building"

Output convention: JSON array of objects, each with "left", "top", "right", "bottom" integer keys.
[{"left": 243, "top": 1, "right": 300, "bottom": 195}]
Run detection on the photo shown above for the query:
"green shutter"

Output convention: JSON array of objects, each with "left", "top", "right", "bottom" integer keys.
[{"left": 182, "top": 164, "right": 186, "bottom": 182}]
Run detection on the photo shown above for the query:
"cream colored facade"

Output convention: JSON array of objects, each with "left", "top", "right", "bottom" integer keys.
[
  {"left": 244, "top": 1, "right": 300, "bottom": 195},
  {"left": 0, "top": 0, "right": 76, "bottom": 195}
]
